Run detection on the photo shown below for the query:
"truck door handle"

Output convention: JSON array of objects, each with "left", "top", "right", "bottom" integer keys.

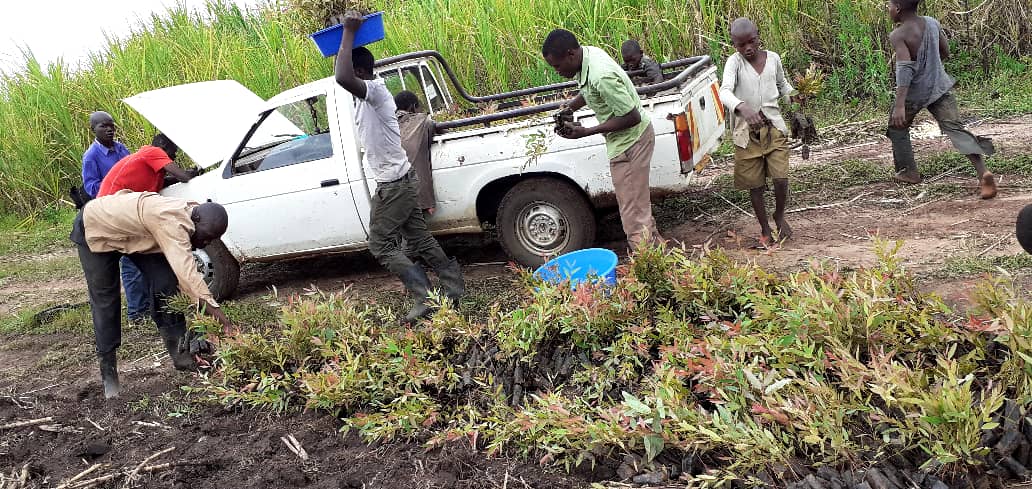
[{"left": 320, "top": 179, "right": 339, "bottom": 187}]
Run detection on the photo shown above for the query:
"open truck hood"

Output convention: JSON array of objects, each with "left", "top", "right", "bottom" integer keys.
[{"left": 123, "top": 80, "right": 268, "bottom": 169}]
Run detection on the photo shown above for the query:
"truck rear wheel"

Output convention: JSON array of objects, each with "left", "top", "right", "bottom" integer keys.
[
  {"left": 193, "top": 239, "right": 240, "bottom": 302},
  {"left": 496, "top": 177, "right": 596, "bottom": 267}
]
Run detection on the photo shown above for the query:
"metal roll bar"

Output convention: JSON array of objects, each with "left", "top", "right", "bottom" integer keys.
[
  {"left": 376, "top": 50, "right": 574, "bottom": 104},
  {"left": 430, "top": 55, "right": 714, "bottom": 130},
  {"left": 375, "top": 50, "right": 712, "bottom": 108}
]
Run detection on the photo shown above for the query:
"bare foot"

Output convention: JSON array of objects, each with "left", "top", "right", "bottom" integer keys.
[
  {"left": 892, "top": 170, "right": 922, "bottom": 184},
  {"left": 754, "top": 234, "right": 774, "bottom": 250},
  {"left": 775, "top": 217, "right": 793, "bottom": 242},
  {"left": 980, "top": 173, "right": 998, "bottom": 200}
]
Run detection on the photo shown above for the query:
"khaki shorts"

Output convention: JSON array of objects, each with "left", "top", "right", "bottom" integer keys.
[{"left": 733, "top": 125, "right": 789, "bottom": 190}]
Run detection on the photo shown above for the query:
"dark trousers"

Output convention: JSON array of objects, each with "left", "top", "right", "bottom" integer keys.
[
  {"left": 76, "top": 245, "right": 187, "bottom": 355},
  {"left": 404, "top": 209, "right": 435, "bottom": 262},
  {"left": 368, "top": 172, "right": 449, "bottom": 275},
  {"left": 886, "top": 92, "right": 995, "bottom": 174}
]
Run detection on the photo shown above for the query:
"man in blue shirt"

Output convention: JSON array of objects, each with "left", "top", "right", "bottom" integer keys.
[
  {"left": 81, "top": 111, "right": 151, "bottom": 323},
  {"left": 82, "top": 112, "right": 129, "bottom": 197}
]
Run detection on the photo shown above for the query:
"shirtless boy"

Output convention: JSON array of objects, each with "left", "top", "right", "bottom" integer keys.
[{"left": 887, "top": 0, "right": 996, "bottom": 199}]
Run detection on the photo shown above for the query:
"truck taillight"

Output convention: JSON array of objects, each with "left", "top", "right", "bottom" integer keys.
[{"left": 673, "top": 113, "right": 693, "bottom": 164}]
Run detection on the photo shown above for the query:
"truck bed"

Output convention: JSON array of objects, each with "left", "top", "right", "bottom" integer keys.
[{"left": 374, "top": 51, "right": 715, "bottom": 131}]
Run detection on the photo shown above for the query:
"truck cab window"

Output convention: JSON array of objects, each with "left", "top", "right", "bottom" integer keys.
[
  {"left": 421, "top": 65, "right": 446, "bottom": 112},
  {"left": 380, "top": 65, "right": 447, "bottom": 115},
  {"left": 231, "top": 94, "right": 332, "bottom": 175}
]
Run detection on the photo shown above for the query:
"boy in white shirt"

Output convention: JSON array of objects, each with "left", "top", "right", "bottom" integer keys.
[{"left": 719, "top": 17, "right": 795, "bottom": 248}]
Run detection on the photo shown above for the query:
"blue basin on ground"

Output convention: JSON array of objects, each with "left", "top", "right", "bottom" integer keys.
[{"left": 534, "top": 248, "right": 618, "bottom": 289}]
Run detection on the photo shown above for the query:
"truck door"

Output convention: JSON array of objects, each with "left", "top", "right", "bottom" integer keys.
[{"left": 216, "top": 90, "right": 368, "bottom": 258}]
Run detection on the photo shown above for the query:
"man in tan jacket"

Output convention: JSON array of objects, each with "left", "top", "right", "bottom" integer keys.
[{"left": 70, "top": 190, "right": 233, "bottom": 398}]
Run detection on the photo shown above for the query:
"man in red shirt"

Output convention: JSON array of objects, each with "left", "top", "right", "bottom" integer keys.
[{"left": 98, "top": 134, "right": 198, "bottom": 197}]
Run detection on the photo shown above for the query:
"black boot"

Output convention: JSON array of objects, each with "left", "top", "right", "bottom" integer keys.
[
  {"left": 159, "top": 324, "right": 197, "bottom": 371},
  {"left": 398, "top": 264, "right": 433, "bottom": 323},
  {"left": 98, "top": 351, "right": 120, "bottom": 399},
  {"left": 434, "top": 257, "right": 465, "bottom": 307}
]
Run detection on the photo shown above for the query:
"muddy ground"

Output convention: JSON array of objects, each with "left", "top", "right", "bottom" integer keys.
[{"left": 1, "top": 115, "right": 1031, "bottom": 488}]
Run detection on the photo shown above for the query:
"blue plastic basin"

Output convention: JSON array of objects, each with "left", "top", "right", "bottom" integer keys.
[
  {"left": 534, "top": 248, "right": 618, "bottom": 289},
  {"left": 309, "top": 12, "right": 385, "bottom": 57}
]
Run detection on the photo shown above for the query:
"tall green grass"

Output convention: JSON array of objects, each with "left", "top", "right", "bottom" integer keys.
[
  {"left": 0, "top": 2, "right": 333, "bottom": 214},
  {"left": 0, "top": 0, "right": 1028, "bottom": 216}
]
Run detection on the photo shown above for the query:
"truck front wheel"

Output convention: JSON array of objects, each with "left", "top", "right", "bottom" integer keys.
[
  {"left": 496, "top": 178, "right": 597, "bottom": 267},
  {"left": 193, "top": 239, "right": 240, "bottom": 302}
]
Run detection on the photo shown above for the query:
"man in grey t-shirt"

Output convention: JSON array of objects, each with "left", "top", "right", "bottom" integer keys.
[{"left": 332, "top": 11, "right": 464, "bottom": 322}]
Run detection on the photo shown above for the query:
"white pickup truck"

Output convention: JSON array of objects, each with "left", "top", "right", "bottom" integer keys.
[{"left": 124, "top": 50, "right": 724, "bottom": 300}]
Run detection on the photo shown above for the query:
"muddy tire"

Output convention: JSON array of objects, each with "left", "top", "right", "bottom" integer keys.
[
  {"left": 193, "top": 239, "right": 240, "bottom": 302},
  {"left": 496, "top": 177, "right": 596, "bottom": 267}
]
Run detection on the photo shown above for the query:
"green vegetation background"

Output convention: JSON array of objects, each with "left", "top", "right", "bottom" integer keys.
[{"left": 0, "top": 0, "right": 1028, "bottom": 216}]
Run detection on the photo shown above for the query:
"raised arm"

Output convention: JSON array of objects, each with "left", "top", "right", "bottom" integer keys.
[{"left": 332, "top": 11, "right": 368, "bottom": 99}]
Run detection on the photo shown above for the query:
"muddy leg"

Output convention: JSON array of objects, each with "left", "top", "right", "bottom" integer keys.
[
  {"left": 967, "top": 154, "right": 988, "bottom": 177},
  {"left": 886, "top": 104, "right": 922, "bottom": 183},
  {"left": 928, "top": 92, "right": 997, "bottom": 199},
  {"left": 965, "top": 153, "right": 997, "bottom": 199},
  {"left": 772, "top": 178, "right": 792, "bottom": 241},
  {"left": 749, "top": 187, "right": 772, "bottom": 245}
]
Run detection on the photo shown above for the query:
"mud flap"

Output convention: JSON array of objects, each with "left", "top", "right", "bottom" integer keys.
[
  {"left": 694, "top": 154, "right": 713, "bottom": 173},
  {"left": 682, "top": 154, "right": 712, "bottom": 175}
]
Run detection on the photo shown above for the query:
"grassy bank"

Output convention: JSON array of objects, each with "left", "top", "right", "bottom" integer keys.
[{"left": 0, "top": 0, "right": 1029, "bottom": 215}]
